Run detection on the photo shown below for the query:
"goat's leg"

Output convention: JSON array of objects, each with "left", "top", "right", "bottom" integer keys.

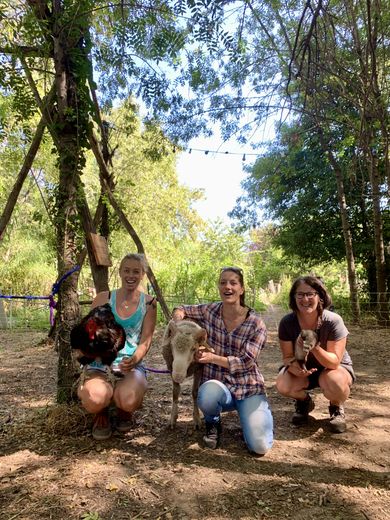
[
  {"left": 170, "top": 381, "right": 181, "bottom": 429},
  {"left": 192, "top": 371, "right": 202, "bottom": 429}
]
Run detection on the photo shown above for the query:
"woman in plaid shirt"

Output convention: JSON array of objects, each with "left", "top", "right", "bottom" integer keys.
[{"left": 172, "top": 267, "right": 274, "bottom": 455}]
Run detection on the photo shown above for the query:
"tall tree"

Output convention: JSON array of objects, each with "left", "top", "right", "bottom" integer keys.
[{"left": 0, "top": 0, "right": 236, "bottom": 400}]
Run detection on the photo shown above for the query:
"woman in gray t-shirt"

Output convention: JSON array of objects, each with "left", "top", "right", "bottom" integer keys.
[{"left": 276, "top": 276, "right": 354, "bottom": 433}]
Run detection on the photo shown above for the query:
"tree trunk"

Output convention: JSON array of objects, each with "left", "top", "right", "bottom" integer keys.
[
  {"left": 361, "top": 0, "right": 389, "bottom": 324},
  {"left": 76, "top": 181, "right": 109, "bottom": 293},
  {"left": 49, "top": 0, "right": 92, "bottom": 402},
  {"left": 318, "top": 131, "right": 361, "bottom": 323},
  {"left": 54, "top": 138, "right": 82, "bottom": 403},
  {"left": 366, "top": 147, "right": 389, "bottom": 324}
]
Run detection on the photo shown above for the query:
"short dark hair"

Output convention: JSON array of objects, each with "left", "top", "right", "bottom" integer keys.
[
  {"left": 289, "top": 276, "right": 332, "bottom": 314},
  {"left": 219, "top": 267, "right": 246, "bottom": 306}
]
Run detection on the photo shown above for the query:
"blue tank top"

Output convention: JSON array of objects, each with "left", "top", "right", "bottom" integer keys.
[{"left": 110, "top": 290, "right": 146, "bottom": 368}]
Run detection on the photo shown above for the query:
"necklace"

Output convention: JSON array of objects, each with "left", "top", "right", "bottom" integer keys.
[{"left": 122, "top": 300, "right": 130, "bottom": 309}]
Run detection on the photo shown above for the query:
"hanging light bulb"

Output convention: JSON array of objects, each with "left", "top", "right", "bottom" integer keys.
[{"left": 242, "top": 154, "right": 246, "bottom": 161}]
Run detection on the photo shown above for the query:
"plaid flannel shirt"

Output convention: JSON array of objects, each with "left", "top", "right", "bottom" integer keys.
[{"left": 179, "top": 302, "right": 267, "bottom": 400}]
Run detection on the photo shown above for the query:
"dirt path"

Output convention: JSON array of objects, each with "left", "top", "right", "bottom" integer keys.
[{"left": 0, "top": 313, "right": 389, "bottom": 520}]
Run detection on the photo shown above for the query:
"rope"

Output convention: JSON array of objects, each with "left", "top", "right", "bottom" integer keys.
[
  {"left": 0, "top": 295, "right": 49, "bottom": 300},
  {"left": 50, "top": 265, "right": 81, "bottom": 297},
  {"left": 1, "top": 265, "right": 80, "bottom": 326},
  {"left": 144, "top": 367, "right": 171, "bottom": 374},
  {"left": 49, "top": 265, "right": 80, "bottom": 325}
]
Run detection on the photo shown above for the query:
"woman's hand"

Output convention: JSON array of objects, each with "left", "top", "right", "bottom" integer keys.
[
  {"left": 195, "top": 350, "right": 214, "bottom": 364},
  {"left": 119, "top": 355, "right": 139, "bottom": 373},
  {"left": 172, "top": 308, "right": 185, "bottom": 321},
  {"left": 287, "top": 361, "right": 317, "bottom": 377},
  {"left": 194, "top": 350, "right": 230, "bottom": 369}
]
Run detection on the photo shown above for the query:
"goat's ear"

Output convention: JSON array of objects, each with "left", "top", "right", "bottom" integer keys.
[
  {"left": 196, "top": 328, "right": 207, "bottom": 344},
  {"left": 162, "top": 319, "right": 177, "bottom": 346},
  {"left": 204, "top": 342, "right": 215, "bottom": 353},
  {"left": 167, "top": 319, "right": 177, "bottom": 336}
]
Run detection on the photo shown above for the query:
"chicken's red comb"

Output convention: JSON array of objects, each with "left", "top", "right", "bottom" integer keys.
[{"left": 85, "top": 318, "right": 98, "bottom": 341}]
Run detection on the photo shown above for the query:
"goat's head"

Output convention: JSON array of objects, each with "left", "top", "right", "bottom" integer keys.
[{"left": 163, "top": 320, "right": 209, "bottom": 383}]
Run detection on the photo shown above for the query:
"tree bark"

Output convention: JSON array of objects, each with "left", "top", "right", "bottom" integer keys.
[
  {"left": 76, "top": 181, "right": 110, "bottom": 293},
  {"left": 358, "top": 0, "right": 389, "bottom": 324},
  {"left": 318, "top": 132, "right": 361, "bottom": 323}
]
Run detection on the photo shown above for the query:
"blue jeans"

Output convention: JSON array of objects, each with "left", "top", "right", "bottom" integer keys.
[{"left": 197, "top": 380, "right": 274, "bottom": 455}]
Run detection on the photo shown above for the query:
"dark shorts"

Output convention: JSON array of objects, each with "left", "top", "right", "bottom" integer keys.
[{"left": 279, "top": 364, "right": 356, "bottom": 390}]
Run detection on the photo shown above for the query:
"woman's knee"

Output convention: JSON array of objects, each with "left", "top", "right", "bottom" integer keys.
[
  {"left": 78, "top": 384, "right": 112, "bottom": 413},
  {"left": 197, "top": 380, "right": 229, "bottom": 414},
  {"left": 114, "top": 390, "right": 145, "bottom": 412},
  {"left": 276, "top": 373, "right": 296, "bottom": 397},
  {"left": 244, "top": 419, "right": 274, "bottom": 455},
  {"left": 319, "top": 369, "right": 351, "bottom": 399},
  {"left": 239, "top": 396, "right": 274, "bottom": 455},
  {"left": 246, "top": 436, "right": 273, "bottom": 456},
  {"left": 114, "top": 374, "right": 147, "bottom": 411}
]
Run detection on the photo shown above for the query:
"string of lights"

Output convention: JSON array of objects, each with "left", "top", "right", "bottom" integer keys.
[
  {"left": 109, "top": 122, "right": 264, "bottom": 161},
  {"left": 178, "top": 147, "right": 264, "bottom": 161}
]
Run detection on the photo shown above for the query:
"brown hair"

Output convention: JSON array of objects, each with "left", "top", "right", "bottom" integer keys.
[
  {"left": 219, "top": 267, "right": 246, "bottom": 307},
  {"left": 289, "top": 276, "right": 332, "bottom": 315},
  {"left": 119, "top": 253, "right": 148, "bottom": 272}
]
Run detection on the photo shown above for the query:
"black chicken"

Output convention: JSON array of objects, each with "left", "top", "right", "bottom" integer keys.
[{"left": 70, "top": 304, "right": 126, "bottom": 367}]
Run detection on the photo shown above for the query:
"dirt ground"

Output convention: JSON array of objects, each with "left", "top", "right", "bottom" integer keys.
[{"left": 0, "top": 310, "right": 389, "bottom": 520}]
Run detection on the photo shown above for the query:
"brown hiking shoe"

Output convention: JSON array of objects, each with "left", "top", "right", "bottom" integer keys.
[
  {"left": 116, "top": 409, "right": 134, "bottom": 433},
  {"left": 203, "top": 420, "right": 222, "bottom": 449},
  {"left": 92, "top": 409, "right": 112, "bottom": 440},
  {"left": 292, "top": 394, "right": 315, "bottom": 425},
  {"left": 329, "top": 404, "right": 346, "bottom": 433}
]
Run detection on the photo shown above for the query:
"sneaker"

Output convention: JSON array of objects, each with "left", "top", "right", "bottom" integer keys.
[
  {"left": 291, "top": 394, "right": 315, "bottom": 425},
  {"left": 203, "top": 420, "right": 222, "bottom": 449},
  {"left": 116, "top": 409, "right": 134, "bottom": 433},
  {"left": 329, "top": 404, "right": 346, "bottom": 433},
  {"left": 92, "top": 409, "right": 112, "bottom": 440}
]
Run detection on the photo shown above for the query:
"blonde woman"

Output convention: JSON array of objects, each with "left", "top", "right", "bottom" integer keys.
[{"left": 78, "top": 253, "right": 157, "bottom": 440}]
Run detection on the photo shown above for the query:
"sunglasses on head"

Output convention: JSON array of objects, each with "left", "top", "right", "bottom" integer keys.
[{"left": 220, "top": 266, "right": 243, "bottom": 274}]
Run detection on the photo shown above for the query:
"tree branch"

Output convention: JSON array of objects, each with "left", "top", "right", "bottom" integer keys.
[
  {"left": 0, "top": 117, "right": 46, "bottom": 240},
  {"left": 0, "top": 45, "right": 48, "bottom": 57}
]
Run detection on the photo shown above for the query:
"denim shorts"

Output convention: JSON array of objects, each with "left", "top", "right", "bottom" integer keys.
[
  {"left": 112, "top": 364, "right": 147, "bottom": 379},
  {"left": 78, "top": 363, "right": 147, "bottom": 388}
]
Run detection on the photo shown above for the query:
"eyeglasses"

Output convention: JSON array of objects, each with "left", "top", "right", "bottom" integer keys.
[{"left": 295, "top": 291, "right": 318, "bottom": 299}]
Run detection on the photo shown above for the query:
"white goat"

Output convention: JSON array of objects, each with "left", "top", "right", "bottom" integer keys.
[{"left": 161, "top": 319, "right": 214, "bottom": 429}]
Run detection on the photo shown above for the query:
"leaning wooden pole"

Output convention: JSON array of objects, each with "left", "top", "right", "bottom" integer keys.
[
  {"left": 88, "top": 131, "right": 171, "bottom": 321},
  {"left": 0, "top": 116, "right": 46, "bottom": 240}
]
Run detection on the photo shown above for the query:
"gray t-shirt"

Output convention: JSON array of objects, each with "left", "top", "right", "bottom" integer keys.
[{"left": 278, "top": 310, "right": 353, "bottom": 369}]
